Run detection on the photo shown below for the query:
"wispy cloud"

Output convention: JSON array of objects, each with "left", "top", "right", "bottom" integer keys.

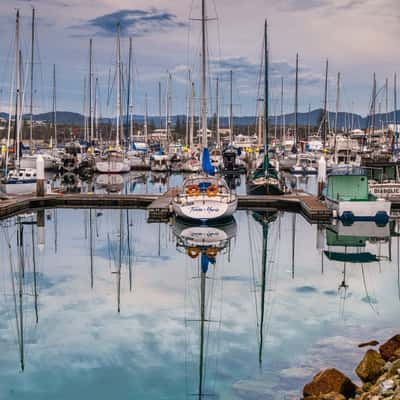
[{"left": 71, "top": 8, "right": 186, "bottom": 38}]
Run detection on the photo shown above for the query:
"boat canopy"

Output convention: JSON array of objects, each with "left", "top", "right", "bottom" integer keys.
[{"left": 327, "top": 173, "right": 369, "bottom": 201}]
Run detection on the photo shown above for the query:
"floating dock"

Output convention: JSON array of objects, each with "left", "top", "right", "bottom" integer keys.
[{"left": 0, "top": 190, "right": 333, "bottom": 223}]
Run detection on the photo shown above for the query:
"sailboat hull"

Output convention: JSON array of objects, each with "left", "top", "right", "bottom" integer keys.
[
  {"left": 173, "top": 196, "right": 238, "bottom": 222},
  {"left": 246, "top": 179, "right": 284, "bottom": 195}
]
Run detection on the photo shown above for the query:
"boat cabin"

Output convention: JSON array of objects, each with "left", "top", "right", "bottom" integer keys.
[{"left": 326, "top": 171, "right": 371, "bottom": 202}]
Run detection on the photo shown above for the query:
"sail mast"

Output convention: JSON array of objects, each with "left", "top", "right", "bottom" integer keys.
[
  {"left": 29, "top": 8, "right": 35, "bottom": 153},
  {"left": 263, "top": 20, "right": 269, "bottom": 169},
  {"left": 216, "top": 77, "right": 220, "bottom": 148},
  {"left": 126, "top": 37, "right": 132, "bottom": 150},
  {"left": 144, "top": 93, "right": 148, "bottom": 144},
  {"left": 14, "top": 10, "right": 20, "bottom": 164},
  {"left": 201, "top": 0, "right": 208, "bottom": 149},
  {"left": 89, "top": 38, "right": 93, "bottom": 144},
  {"left": 294, "top": 53, "right": 298, "bottom": 150},
  {"left": 116, "top": 23, "right": 121, "bottom": 148},
  {"left": 52, "top": 64, "right": 57, "bottom": 146},
  {"left": 230, "top": 70, "right": 233, "bottom": 144},
  {"left": 190, "top": 82, "right": 195, "bottom": 149},
  {"left": 323, "top": 59, "right": 328, "bottom": 149}
]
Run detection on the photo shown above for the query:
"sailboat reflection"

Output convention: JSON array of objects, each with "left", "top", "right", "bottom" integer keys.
[
  {"left": 252, "top": 211, "right": 278, "bottom": 367},
  {"left": 1, "top": 213, "right": 43, "bottom": 371},
  {"left": 323, "top": 221, "right": 391, "bottom": 315},
  {"left": 173, "top": 218, "right": 237, "bottom": 399}
]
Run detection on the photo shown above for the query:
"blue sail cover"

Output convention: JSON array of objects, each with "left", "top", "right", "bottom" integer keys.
[
  {"left": 202, "top": 148, "right": 215, "bottom": 176},
  {"left": 201, "top": 252, "right": 209, "bottom": 273}
]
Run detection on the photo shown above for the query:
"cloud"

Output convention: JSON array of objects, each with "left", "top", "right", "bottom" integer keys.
[{"left": 71, "top": 8, "right": 186, "bottom": 38}]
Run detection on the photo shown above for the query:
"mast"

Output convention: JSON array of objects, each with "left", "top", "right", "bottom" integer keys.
[
  {"left": 294, "top": 53, "right": 298, "bottom": 149},
  {"left": 126, "top": 37, "right": 132, "bottom": 150},
  {"left": 394, "top": 73, "right": 398, "bottom": 151},
  {"left": 385, "top": 77, "right": 389, "bottom": 131},
  {"left": 83, "top": 77, "right": 87, "bottom": 142},
  {"left": 229, "top": 70, "right": 233, "bottom": 144},
  {"left": 14, "top": 10, "right": 20, "bottom": 164},
  {"left": 334, "top": 72, "right": 341, "bottom": 159},
  {"left": 94, "top": 77, "right": 98, "bottom": 141},
  {"left": 307, "top": 103, "right": 311, "bottom": 139},
  {"left": 158, "top": 81, "right": 162, "bottom": 130},
  {"left": 216, "top": 77, "right": 220, "bottom": 148},
  {"left": 281, "top": 77, "right": 285, "bottom": 143},
  {"left": 201, "top": 0, "right": 208, "bottom": 149},
  {"left": 323, "top": 59, "right": 328, "bottom": 149},
  {"left": 144, "top": 93, "right": 148, "bottom": 144},
  {"left": 190, "top": 82, "right": 195, "bottom": 149},
  {"left": 52, "top": 64, "right": 57, "bottom": 146},
  {"left": 371, "top": 72, "right": 376, "bottom": 139},
  {"left": 186, "top": 70, "right": 191, "bottom": 146},
  {"left": 116, "top": 23, "right": 121, "bottom": 148},
  {"left": 89, "top": 38, "right": 93, "bottom": 144},
  {"left": 29, "top": 8, "right": 35, "bottom": 153},
  {"left": 263, "top": 20, "right": 269, "bottom": 169}
]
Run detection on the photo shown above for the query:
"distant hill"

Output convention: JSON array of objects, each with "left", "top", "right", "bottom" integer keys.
[{"left": 1, "top": 109, "right": 399, "bottom": 130}]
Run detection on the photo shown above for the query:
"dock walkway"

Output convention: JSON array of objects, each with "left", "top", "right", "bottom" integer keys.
[{"left": 0, "top": 190, "right": 333, "bottom": 223}]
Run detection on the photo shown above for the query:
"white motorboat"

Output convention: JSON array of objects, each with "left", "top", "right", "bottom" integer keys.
[
  {"left": 20, "top": 153, "right": 57, "bottom": 170},
  {"left": 325, "top": 169, "right": 391, "bottom": 224},
  {"left": 0, "top": 168, "right": 37, "bottom": 195},
  {"left": 151, "top": 154, "right": 169, "bottom": 172}
]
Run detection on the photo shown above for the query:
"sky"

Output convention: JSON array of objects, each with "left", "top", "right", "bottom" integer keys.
[{"left": 0, "top": 0, "right": 399, "bottom": 118}]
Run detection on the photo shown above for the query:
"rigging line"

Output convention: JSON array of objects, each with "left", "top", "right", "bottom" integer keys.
[{"left": 361, "top": 264, "right": 379, "bottom": 315}]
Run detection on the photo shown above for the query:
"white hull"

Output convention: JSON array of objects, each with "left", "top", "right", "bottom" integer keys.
[
  {"left": 96, "top": 160, "right": 130, "bottom": 174},
  {"left": 173, "top": 195, "right": 238, "bottom": 221},
  {"left": 326, "top": 197, "right": 391, "bottom": 220},
  {"left": 0, "top": 181, "right": 36, "bottom": 195}
]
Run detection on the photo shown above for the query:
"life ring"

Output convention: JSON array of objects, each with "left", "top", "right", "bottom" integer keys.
[
  {"left": 206, "top": 185, "right": 219, "bottom": 197},
  {"left": 187, "top": 247, "right": 200, "bottom": 259},
  {"left": 205, "top": 247, "right": 218, "bottom": 258},
  {"left": 186, "top": 185, "right": 200, "bottom": 197}
]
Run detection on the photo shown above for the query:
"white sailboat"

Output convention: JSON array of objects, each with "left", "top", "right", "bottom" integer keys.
[
  {"left": 1, "top": 10, "right": 37, "bottom": 195},
  {"left": 172, "top": 0, "right": 238, "bottom": 222},
  {"left": 95, "top": 23, "right": 129, "bottom": 174}
]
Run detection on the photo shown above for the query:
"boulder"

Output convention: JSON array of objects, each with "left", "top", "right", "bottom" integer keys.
[
  {"left": 379, "top": 335, "right": 400, "bottom": 361},
  {"left": 318, "top": 392, "right": 346, "bottom": 400},
  {"left": 356, "top": 350, "right": 385, "bottom": 382},
  {"left": 303, "top": 368, "right": 357, "bottom": 399}
]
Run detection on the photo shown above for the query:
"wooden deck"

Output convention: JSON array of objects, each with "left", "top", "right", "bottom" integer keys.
[{"left": 0, "top": 190, "right": 333, "bottom": 223}]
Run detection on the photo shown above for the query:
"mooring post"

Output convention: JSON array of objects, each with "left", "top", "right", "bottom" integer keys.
[
  {"left": 317, "top": 156, "right": 326, "bottom": 198},
  {"left": 36, "top": 155, "right": 45, "bottom": 196},
  {"left": 37, "top": 209, "right": 45, "bottom": 251}
]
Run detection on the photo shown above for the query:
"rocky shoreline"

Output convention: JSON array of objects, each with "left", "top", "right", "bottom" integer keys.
[{"left": 302, "top": 334, "right": 400, "bottom": 399}]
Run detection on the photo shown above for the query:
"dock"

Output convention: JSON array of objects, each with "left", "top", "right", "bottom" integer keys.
[{"left": 0, "top": 190, "right": 333, "bottom": 223}]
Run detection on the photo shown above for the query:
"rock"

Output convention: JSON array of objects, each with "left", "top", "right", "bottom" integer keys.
[
  {"left": 356, "top": 350, "right": 386, "bottom": 382},
  {"left": 359, "top": 340, "right": 380, "bottom": 348},
  {"left": 303, "top": 368, "right": 358, "bottom": 399},
  {"left": 380, "top": 335, "right": 400, "bottom": 361},
  {"left": 380, "top": 379, "right": 396, "bottom": 396},
  {"left": 388, "top": 360, "right": 400, "bottom": 377},
  {"left": 318, "top": 392, "right": 346, "bottom": 400}
]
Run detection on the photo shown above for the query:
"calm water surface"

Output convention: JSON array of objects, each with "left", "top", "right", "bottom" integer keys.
[{"left": 0, "top": 174, "right": 399, "bottom": 399}]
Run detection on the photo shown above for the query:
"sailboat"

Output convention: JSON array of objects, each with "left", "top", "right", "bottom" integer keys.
[
  {"left": 95, "top": 24, "right": 130, "bottom": 174},
  {"left": 246, "top": 21, "right": 286, "bottom": 196},
  {"left": 172, "top": 0, "right": 238, "bottom": 222},
  {"left": 1, "top": 11, "right": 37, "bottom": 195}
]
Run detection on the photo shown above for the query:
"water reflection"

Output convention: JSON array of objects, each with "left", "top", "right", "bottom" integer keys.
[{"left": 0, "top": 208, "right": 399, "bottom": 399}]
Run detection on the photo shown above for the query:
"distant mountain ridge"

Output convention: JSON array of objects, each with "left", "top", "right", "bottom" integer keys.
[{"left": 1, "top": 109, "right": 399, "bottom": 130}]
